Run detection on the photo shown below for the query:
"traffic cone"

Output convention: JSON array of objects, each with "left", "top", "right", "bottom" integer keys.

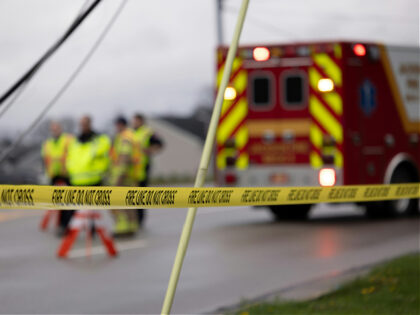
[
  {"left": 41, "top": 180, "right": 66, "bottom": 231},
  {"left": 40, "top": 210, "right": 61, "bottom": 231},
  {"left": 57, "top": 210, "right": 118, "bottom": 258}
]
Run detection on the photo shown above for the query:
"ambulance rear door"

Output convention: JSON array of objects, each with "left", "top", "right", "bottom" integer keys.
[{"left": 245, "top": 56, "right": 312, "bottom": 184}]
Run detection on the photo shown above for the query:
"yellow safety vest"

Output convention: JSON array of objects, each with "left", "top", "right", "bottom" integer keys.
[
  {"left": 66, "top": 134, "right": 111, "bottom": 186},
  {"left": 41, "top": 133, "right": 74, "bottom": 178},
  {"left": 109, "top": 128, "right": 135, "bottom": 186},
  {"left": 133, "top": 125, "right": 152, "bottom": 182}
]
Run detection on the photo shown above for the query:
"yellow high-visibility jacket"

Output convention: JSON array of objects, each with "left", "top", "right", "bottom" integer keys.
[
  {"left": 41, "top": 133, "right": 74, "bottom": 178},
  {"left": 109, "top": 128, "right": 136, "bottom": 186},
  {"left": 66, "top": 133, "right": 111, "bottom": 186},
  {"left": 132, "top": 125, "right": 152, "bottom": 182}
]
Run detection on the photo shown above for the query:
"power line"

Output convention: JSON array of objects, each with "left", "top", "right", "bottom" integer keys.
[
  {"left": 224, "top": 5, "right": 299, "bottom": 40},
  {"left": 0, "top": 0, "right": 103, "bottom": 107},
  {"left": 0, "top": 0, "right": 92, "bottom": 119},
  {"left": 0, "top": 82, "right": 27, "bottom": 118},
  {"left": 0, "top": 0, "right": 129, "bottom": 164}
]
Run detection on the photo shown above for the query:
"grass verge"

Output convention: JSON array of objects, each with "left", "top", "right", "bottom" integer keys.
[{"left": 234, "top": 253, "right": 419, "bottom": 315}]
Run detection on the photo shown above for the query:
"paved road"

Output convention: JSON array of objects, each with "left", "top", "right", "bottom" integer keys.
[{"left": 0, "top": 204, "right": 418, "bottom": 314}]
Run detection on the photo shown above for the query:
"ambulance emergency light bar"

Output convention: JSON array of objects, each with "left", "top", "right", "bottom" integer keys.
[
  {"left": 242, "top": 43, "right": 371, "bottom": 61},
  {"left": 253, "top": 47, "right": 270, "bottom": 61},
  {"left": 353, "top": 43, "right": 366, "bottom": 56}
]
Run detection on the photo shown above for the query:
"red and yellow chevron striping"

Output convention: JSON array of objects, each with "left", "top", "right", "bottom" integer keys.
[
  {"left": 216, "top": 55, "right": 249, "bottom": 169},
  {"left": 309, "top": 44, "right": 344, "bottom": 169}
]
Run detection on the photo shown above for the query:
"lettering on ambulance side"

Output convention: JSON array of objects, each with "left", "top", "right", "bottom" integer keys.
[
  {"left": 125, "top": 189, "right": 178, "bottom": 207},
  {"left": 52, "top": 189, "right": 112, "bottom": 207},
  {"left": 0, "top": 188, "right": 35, "bottom": 206}
]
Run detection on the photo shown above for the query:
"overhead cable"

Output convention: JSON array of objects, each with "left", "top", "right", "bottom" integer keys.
[
  {"left": 0, "top": 0, "right": 128, "bottom": 163},
  {"left": 0, "top": 0, "right": 92, "bottom": 118},
  {"left": 0, "top": 0, "right": 103, "bottom": 107}
]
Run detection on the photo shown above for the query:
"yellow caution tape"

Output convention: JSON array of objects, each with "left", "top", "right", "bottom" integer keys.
[{"left": 0, "top": 183, "right": 419, "bottom": 210}]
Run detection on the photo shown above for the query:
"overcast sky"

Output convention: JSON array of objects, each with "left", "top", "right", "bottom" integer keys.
[{"left": 0, "top": 0, "right": 418, "bottom": 133}]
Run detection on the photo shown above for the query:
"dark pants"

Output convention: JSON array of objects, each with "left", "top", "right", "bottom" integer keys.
[
  {"left": 50, "top": 176, "right": 74, "bottom": 229},
  {"left": 60, "top": 180, "right": 102, "bottom": 229},
  {"left": 137, "top": 179, "right": 148, "bottom": 224}
]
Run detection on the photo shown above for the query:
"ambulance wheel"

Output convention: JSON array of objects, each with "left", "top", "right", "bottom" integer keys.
[
  {"left": 387, "top": 164, "right": 419, "bottom": 216},
  {"left": 365, "top": 164, "right": 419, "bottom": 218},
  {"left": 269, "top": 204, "right": 311, "bottom": 221}
]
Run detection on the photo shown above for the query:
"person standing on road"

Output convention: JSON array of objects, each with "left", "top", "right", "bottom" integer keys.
[
  {"left": 132, "top": 113, "right": 163, "bottom": 225},
  {"left": 41, "top": 121, "right": 73, "bottom": 185},
  {"left": 109, "top": 116, "right": 138, "bottom": 236},
  {"left": 65, "top": 116, "right": 111, "bottom": 231},
  {"left": 41, "top": 121, "right": 74, "bottom": 234}
]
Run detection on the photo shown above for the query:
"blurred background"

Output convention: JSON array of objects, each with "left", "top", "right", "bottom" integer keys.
[
  {"left": 0, "top": 2, "right": 418, "bottom": 314},
  {"left": 0, "top": 0, "right": 418, "bottom": 183}
]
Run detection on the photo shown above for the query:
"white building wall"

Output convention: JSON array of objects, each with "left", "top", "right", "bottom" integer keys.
[{"left": 147, "top": 119, "right": 205, "bottom": 180}]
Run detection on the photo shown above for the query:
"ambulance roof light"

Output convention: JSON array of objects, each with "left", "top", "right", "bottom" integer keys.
[
  {"left": 353, "top": 44, "right": 366, "bottom": 57},
  {"left": 253, "top": 47, "right": 270, "bottom": 61}
]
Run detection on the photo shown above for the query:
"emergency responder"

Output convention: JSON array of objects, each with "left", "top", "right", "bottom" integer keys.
[
  {"left": 109, "top": 116, "right": 138, "bottom": 236},
  {"left": 132, "top": 113, "right": 163, "bottom": 224},
  {"left": 41, "top": 121, "right": 74, "bottom": 234},
  {"left": 65, "top": 116, "right": 111, "bottom": 229}
]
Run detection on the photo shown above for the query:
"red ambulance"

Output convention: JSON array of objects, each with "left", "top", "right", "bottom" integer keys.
[{"left": 215, "top": 41, "right": 419, "bottom": 219}]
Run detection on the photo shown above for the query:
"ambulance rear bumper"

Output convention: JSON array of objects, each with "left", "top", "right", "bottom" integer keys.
[{"left": 218, "top": 165, "right": 343, "bottom": 187}]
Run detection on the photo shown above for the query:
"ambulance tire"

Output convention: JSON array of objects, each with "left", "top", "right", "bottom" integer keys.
[
  {"left": 366, "top": 164, "right": 419, "bottom": 218},
  {"left": 269, "top": 204, "right": 311, "bottom": 221},
  {"left": 387, "top": 164, "right": 419, "bottom": 217}
]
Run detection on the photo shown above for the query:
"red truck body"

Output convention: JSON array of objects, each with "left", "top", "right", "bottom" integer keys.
[{"left": 215, "top": 41, "right": 419, "bottom": 216}]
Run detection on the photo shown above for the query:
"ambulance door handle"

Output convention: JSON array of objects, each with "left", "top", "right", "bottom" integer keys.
[
  {"left": 263, "top": 130, "right": 275, "bottom": 144},
  {"left": 282, "top": 130, "right": 295, "bottom": 142}
]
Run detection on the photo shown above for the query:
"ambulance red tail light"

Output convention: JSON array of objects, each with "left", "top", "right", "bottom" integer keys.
[
  {"left": 225, "top": 173, "right": 237, "bottom": 184},
  {"left": 318, "top": 168, "right": 336, "bottom": 187},
  {"left": 253, "top": 47, "right": 270, "bottom": 61},
  {"left": 353, "top": 44, "right": 366, "bottom": 56}
]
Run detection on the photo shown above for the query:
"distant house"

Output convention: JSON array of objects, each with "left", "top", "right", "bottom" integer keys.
[
  {"left": 159, "top": 105, "right": 212, "bottom": 141},
  {"left": 147, "top": 119, "right": 207, "bottom": 182},
  {"left": 0, "top": 143, "right": 43, "bottom": 184}
]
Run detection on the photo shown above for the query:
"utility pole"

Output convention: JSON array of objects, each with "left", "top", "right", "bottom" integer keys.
[{"left": 216, "top": 0, "right": 223, "bottom": 46}]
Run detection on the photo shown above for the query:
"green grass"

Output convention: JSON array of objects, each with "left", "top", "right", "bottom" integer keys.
[{"left": 234, "top": 253, "right": 419, "bottom": 315}]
